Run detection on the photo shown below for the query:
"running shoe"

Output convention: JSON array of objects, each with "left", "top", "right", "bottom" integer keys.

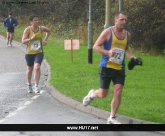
[
  {"left": 107, "top": 117, "right": 121, "bottom": 124},
  {"left": 34, "top": 86, "right": 40, "bottom": 94},
  {"left": 7, "top": 40, "right": 9, "bottom": 45},
  {"left": 83, "top": 89, "right": 94, "bottom": 106},
  {"left": 27, "top": 84, "right": 33, "bottom": 93}
]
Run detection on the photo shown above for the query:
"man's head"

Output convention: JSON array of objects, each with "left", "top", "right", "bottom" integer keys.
[
  {"left": 114, "top": 12, "right": 127, "bottom": 31},
  {"left": 8, "top": 12, "right": 12, "bottom": 18}
]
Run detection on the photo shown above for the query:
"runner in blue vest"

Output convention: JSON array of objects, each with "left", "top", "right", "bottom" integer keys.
[{"left": 4, "top": 12, "right": 18, "bottom": 46}]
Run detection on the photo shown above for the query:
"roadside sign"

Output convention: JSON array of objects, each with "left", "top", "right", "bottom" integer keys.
[
  {"left": 64, "top": 39, "right": 80, "bottom": 62},
  {"left": 64, "top": 39, "right": 79, "bottom": 50}
]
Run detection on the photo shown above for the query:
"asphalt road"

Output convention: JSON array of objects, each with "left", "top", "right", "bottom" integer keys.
[{"left": 0, "top": 35, "right": 164, "bottom": 136}]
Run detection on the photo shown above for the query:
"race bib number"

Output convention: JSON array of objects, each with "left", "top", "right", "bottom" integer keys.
[
  {"left": 109, "top": 48, "right": 125, "bottom": 64},
  {"left": 30, "top": 40, "right": 41, "bottom": 51}
]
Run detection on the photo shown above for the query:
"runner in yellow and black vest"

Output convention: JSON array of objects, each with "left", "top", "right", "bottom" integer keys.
[
  {"left": 22, "top": 15, "right": 50, "bottom": 94},
  {"left": 101, "top": 27, "right": 128, "bottom": 70},
  {"left": 27, "top": 26, "right": 43, "bottom": 54},
  {"left": 83, "top": 12, "right": 137, "bottom": 124}
]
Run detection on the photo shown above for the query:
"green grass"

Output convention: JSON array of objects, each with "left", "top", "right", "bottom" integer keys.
[
  {"left": 0, "top": 25, "right": 164, "bottom": 124},
  {"left": 45, "top": 39, "right": 165, "bottom": 124}
]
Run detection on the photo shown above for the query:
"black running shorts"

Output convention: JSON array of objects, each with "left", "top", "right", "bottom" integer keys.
[
  {"left": 7, "top": 28, "right": 14, "bottom": 33},
  {"left": 99, "top": 67, "right": 125, "bottom": 89},
  {"left": 25, "top": 53, "right": 43, "bottom": 67}
]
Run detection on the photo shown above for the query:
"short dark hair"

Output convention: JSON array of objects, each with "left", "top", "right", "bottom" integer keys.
[
  {"left": 114, "top": 12, "right": 127, "bottom": 18},
  {"left": 8, "top": 12, "right": 12, "bottom": 15},
  {"left": 29, "top": 15, "right": 38, "bottom": 21}
]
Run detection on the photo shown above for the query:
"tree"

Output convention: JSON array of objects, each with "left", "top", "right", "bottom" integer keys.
[{"left": 124, "top": 0, "right": 165, "bottom": 53}]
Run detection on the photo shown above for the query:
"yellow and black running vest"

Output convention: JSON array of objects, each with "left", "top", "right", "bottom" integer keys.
[
  {"left": 26, "top": 26, "right": 43, "bottom": 54},
  {"left": 99, "top": 27, "right": 128, "bottom": 70}
]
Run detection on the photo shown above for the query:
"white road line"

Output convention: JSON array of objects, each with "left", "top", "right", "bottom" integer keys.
[
  {"left": 0, "top": 90, "right": 45, "bottom": 123},
  {"left": 31, "top": 95, "right": 40, "bottom": 99},
  {"left": 0, "top": 119, "right": 6, "bottom": 123},
  {"left": 6, "top": 112, "right": 16, "bottom": 118},
  {"left": 24, "top": 100, "right": 33, "bottom": 106},
  {"left": 40, "top": 90, "right": 44, "bottom": 94},
  {"left": 16, "top": 106, "right": 26, "bottom": 111}
]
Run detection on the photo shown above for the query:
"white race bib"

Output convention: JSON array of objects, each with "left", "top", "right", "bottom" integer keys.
[
  {"left": 30, "top": 40, "right": 41, "bottom": 51},
  {"left": 109, "top": 48, "right": 125, "bottom": 64}
]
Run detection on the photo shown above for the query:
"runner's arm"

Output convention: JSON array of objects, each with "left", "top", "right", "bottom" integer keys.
[
  {"left": 93, "top": 28, "right": 116, "bottom": 57},
  {"left": 22, "top": 28, "right": 31, "bottom": 44},
  {"left": 4, "top": 19, "right": 7, "bottom": 28},
  {"left": 125, "top": 32, "right": 136, "bottom": 59},
  {"left": 13, "top": 18, "right": 18, "bottom": 26},
  {"left": 41, "top": 26, "right": 51, "bottom": 45}
]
